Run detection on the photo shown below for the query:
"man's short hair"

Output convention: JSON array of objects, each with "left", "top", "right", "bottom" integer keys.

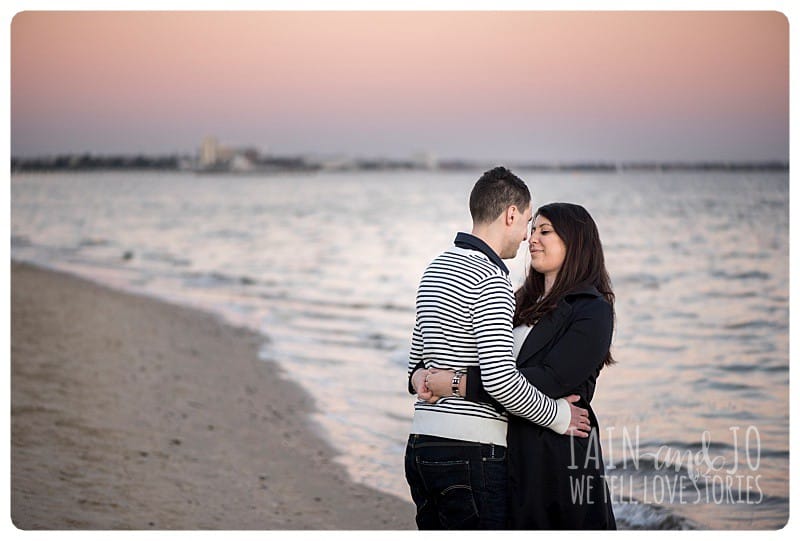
[{"left": 469, "top": 166, "right": 531, "bottom": 224}]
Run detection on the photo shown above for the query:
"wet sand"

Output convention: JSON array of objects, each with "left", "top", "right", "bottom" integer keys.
[{"left": 10, "top": 261, "right": 415, "bottom": 529}]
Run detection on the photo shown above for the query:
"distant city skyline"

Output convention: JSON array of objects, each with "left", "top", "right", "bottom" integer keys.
[{"left": 10, "top": 11, "right": 789, "bottom": 162}]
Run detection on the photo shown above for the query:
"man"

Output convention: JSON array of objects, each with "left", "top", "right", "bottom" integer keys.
[{"left": 404, "top": 166, "right": 589, "bottom": 529}]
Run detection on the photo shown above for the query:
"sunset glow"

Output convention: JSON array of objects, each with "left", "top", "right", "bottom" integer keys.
[{"left": 10, "top": 11, "right": 789, "bottom": 161}]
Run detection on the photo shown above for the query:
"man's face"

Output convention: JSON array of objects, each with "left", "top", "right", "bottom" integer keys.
[{"left": 501, "top": 202, "right": 533, "bottom": 259}]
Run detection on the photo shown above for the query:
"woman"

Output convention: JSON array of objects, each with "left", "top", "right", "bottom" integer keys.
[{"left": 424, "top": 202, "right": 617, "bottom": 529}]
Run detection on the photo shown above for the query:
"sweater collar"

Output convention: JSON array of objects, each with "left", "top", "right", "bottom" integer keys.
[{"left": 453, "top": 232, "right": 510, "bottom": 275}]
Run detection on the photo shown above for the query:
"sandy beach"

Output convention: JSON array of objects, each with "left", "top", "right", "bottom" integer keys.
[{"left": 10, "top": 261, "right": 416, "bottom": 530}]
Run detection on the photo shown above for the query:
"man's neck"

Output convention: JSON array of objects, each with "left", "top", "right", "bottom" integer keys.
[{"left": 470, "top": 225, "right": 504, "bottom": 259}]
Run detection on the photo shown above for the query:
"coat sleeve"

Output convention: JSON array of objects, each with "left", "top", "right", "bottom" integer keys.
[
  {"left": 465, "top": 365, "right": 502, "bottom": 408},
  {"left": 465, "top": 298, "right": 613, "bottom": 402}
]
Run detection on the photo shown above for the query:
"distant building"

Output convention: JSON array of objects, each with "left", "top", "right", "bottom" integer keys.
[
  {"left": 199, "top": 136, "right": 242, "bottom": 170},
  {"left": 200, "top": 137, "right": 219, "bottom": 168},
  {"left": 230, "top": 154, "right": 255, "bottom": 172},
  {"left": 309, "top": 154, "right": 356, "bottom": 171},
  {"left": 413, "top": 151, "right": 438, "bottom": 170}
]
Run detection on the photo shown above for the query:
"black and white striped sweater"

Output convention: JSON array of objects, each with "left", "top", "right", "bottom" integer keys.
[{"left": 408, "top": 233, "right": 569, "bottom": 445}]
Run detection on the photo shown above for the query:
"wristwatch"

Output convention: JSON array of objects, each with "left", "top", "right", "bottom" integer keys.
[{"left": 451, "top": 370, "right": 464, "bottom": 398}]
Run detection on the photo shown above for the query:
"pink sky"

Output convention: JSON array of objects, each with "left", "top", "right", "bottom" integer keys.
[{"left": 10, "top": 11, "right": 789, "bottom": 161}]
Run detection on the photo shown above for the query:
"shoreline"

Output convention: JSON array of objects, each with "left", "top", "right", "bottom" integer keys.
[{"left": 10, "top": 261, "right": 415, "bottom": 529}]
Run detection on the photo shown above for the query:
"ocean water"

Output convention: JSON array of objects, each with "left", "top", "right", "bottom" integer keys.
[{"left": 10, "top": 169, "right": 789, "bottom": 529}]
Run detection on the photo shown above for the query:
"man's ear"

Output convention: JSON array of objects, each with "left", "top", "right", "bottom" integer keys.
[{"left": 506, "top": 205, "right": 518, "bottom": 226}]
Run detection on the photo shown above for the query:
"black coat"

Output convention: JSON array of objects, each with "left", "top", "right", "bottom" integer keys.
[{"left": 466, "top": 285, "right": 616, "bottom": 529}]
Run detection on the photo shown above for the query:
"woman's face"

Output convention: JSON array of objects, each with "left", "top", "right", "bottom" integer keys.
[{"left": 529, "top": 214, "right": 567, "bottom": 277}]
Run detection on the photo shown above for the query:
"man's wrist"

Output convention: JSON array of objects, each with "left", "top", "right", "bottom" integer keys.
[{"left": 451, "top": 370, "right": 464, "bottom": 397}]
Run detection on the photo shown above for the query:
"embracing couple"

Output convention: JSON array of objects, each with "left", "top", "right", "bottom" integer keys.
[{"left": 404, "top": 166, "right": 617, "bottom": 530}]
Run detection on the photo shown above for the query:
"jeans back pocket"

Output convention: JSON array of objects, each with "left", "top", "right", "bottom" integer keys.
[{"left": 417, "top": 458, "right": 479, "bottom": 529}]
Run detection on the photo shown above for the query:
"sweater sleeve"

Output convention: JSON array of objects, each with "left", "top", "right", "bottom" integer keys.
[
  {"left": 406, "top": 320, "right": 424, "bottom": 394},
  {"left": 465, "top": 298, "right": 613, "bottom": 420},
  {"left": 471, "top": 275, "right": 569, "bottom": 433}
]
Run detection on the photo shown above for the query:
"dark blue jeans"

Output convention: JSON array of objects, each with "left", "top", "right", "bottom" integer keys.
[{"left": 404, "top": 434, "right": 509, "bottom": 529}]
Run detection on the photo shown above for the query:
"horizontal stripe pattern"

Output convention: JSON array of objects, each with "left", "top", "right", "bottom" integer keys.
[{"left": 408, "top": 246, "right": 561, "bottom": 440}]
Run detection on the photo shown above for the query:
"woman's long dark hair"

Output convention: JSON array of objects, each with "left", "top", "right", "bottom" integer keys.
[{"left": 514, "top": 202, "right": 616, "bottom": 366}]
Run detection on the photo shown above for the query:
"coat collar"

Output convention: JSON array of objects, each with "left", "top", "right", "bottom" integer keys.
[
  {"left": 563, "top": 284, "right": 603, "bottom": 300},
  {"left": 516, "top": 284, "right": 603, "bottom": 366},
  {"left": 453, "top": 232, "right": 509, "bottom": 275}
]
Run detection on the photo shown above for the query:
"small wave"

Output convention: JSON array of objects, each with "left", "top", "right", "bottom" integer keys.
[
  {"left": 635, "top": 439, "right": 735, "bottom": 455},
  {"left": 717, "top": 362, "right": 787, "bottom": 374},
  {"left": 611, "top": 442, "right": 788, "bottom": 475},
  {"left": 756, "top": 197, "right": 788, "bottom": 210},
  {"left": 636, "top": 440, "right": 788, "bottom": 460},
  {"left": 78, "top": 237, "right": 111, "bottom": 247},
  {"left": 205, "top": 228, "right": 253, "bottom": 240},
  {"left": 627, "top": 342, "right": 687, "bottom": 353},
  {"left": 617, "top": 272, "right": 661, "bottom": 289},
  {"left": 703, "top": 290, "right": 758, "bottom": 299},
  {"left": 142, "top": 251, "right": 192, "bottom": 267},
  {"left": 380, "top": 302, "right": 414, "bottom": 312},
  {"left": 665, "top": 311, "right": 699, "bottom": 320},
  {"left": 756, "top": 448, "right": 790, "bottom": 460},
  {"left": 610, "top": 454, "right": 700, "bottom": 477},
  {"left": 613, "top": 501, "right": 697, "bottom": 530},
  {"left": 273, "top": 306, "right": 359, "bottom": 321},
  {"left": 360, "top": 331, "right": 398, "bottom": 351},
  {"left": 11, "top": 235, "right": 32, "bottom": 247},
  {"left": 384, "top": 411, "right": 412, "bottom": 423},
  {"left": 388, "top": 348, "right": 413, "bottom": 369},
  {"left": 278, "top": 328, "right": 399, "bottom": 353},
  {"left": 289, "top": 295, "right": 414, "bottom": 314},
  {"left": 183, "top": 271, "right": 264, "bottom": 288},
  {"left": 707, "top": 381, "right": 756, "bottom": 392},
  {"left": 711, "top": 270, "right": 771, "bottom": 281},
  {"left": 346, "top": 300, "right": 412, "bottom": 312},
  {"left": 691, "top": 377, "right": 755, "bottom": 392},
  {"left": 763, "top": 364, "right": 789, "bottom": 373},
  {"left": 697, "top": 409, "right": 763, "bottom": 421},
  {"left": 724, "top": 319, "right": 783, "bottom": 331},
  {"left": 270, "top": 350, "right": 345, "bottom": 368},
  {"left": 719, "top": 250, "right": 771, "bottom": 260},
  {"left": 757, "top": 493, "right": 791, "bottom": 506}
]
